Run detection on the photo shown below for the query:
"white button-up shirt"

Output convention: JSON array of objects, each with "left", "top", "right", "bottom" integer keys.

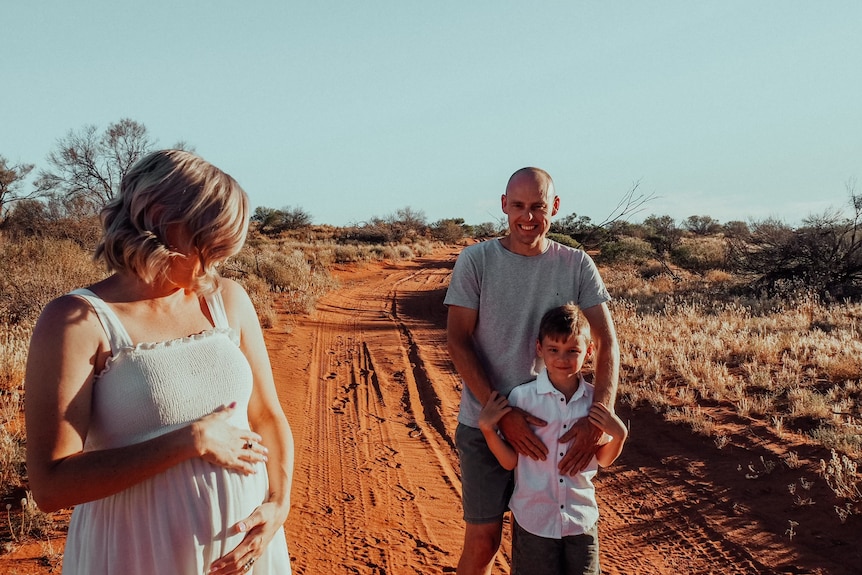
[{"left": 506, "top": 369, "right": 599, "bottom": 539}]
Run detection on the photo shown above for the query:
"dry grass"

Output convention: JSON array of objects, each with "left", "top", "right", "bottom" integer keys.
[
  {"left": 4, "top": 231, "right": 861, "bottom": 546},
  {"left": 0, "top": 230, "right": 436, "bottom": 506},
  {"left": 605, "top": 263, "right": 862, "bottom": 513}
]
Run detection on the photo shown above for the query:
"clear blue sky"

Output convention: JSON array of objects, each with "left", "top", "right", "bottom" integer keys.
[{"left": 3, "top": 1, "right": 860, "bottom": 227}]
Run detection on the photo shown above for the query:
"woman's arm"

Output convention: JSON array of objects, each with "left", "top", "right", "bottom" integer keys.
[
  {"left": 210, "top": 279, "right": 294, "bottom": 574},
  {"left": 25, "top": 295, "right": 264, "bottom": 513}
]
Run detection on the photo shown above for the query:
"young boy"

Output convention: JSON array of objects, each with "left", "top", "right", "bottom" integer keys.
[{"left": 478, "top": 303, "right": 628, "bottom": 575}]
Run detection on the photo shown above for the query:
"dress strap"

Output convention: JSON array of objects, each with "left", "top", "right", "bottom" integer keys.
[
  {"left": 204, "top": 290, "right": 231, "bottom": 330},
  {"left": 68, "top": 288, "right": 134, "bottom": 353}
]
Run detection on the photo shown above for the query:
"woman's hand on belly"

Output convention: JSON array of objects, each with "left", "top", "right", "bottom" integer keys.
[
  {"left": 191, "top": 403, "right": 268, "bottom": 475},
  {"left": 208, "top": 497, "right": 289, "bottom": 574}
]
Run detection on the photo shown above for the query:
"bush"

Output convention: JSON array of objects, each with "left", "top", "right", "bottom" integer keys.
[
  {"left": 596, "top": 236, "right": 654, "bottom": 265},
  {"left": 0, "top": 235, "right": 105, "bottom": 325},
  {"left": 729, "top": 207, "right": 862, "bottom": 300},
  {"left": 547, "top": 233, "right": 582, "bottom": 249},
  {"left": 671, "top": 237, "right": 728, "bottom": 273},
  {"left": 430, "top": 219, "right": 466, "bottom": 243},
  {"left": 224, "top": 246, "right": 337, "bottom": 315}
]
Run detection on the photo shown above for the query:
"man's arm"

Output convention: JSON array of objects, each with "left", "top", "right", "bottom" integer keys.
[
  {"left": 558, "top": 302, "right": 620, "bottom": 475},
  {"left": 447, "top": 305, "right": 548, "bottom": 460},
  {"left": 583, "top": 302, "right": 619, "bottom": 407}
]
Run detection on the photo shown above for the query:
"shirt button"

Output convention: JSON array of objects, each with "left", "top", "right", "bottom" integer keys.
[
  {"left": 560, "top": 453, "right": 564, "bottom": 457},
  {"left": 563, "top": 424, "right": 567, "bottom": 429},
  {"left": 559, "top": 478, "right": 564, "bottom": 483},
  {"left": 560, "top": 505, "right": 564, "bottom": 509}
]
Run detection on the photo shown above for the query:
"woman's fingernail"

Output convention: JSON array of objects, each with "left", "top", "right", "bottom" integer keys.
[
  {"left": 228, "top": 401, "right": 237, "bottom": 409},
  {"left": 238, "top": 522, "right": 247, "bottom": 532}
]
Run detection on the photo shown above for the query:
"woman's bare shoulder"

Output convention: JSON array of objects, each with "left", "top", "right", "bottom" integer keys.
[
  {"left": 32, "top": 293, "right": 105, "bottom": 342},
  {"left": 218, "top": 277, "right": 253, "bottom": 307}
]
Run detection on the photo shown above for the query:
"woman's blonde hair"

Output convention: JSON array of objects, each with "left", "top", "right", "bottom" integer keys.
[{"left": 95, "top": 149, "right": 249, "bottom": 294}]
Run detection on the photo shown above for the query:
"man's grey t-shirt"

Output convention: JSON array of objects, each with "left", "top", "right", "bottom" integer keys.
[{"left": 444, "top": 239, "right": 611, "bottom": 428}]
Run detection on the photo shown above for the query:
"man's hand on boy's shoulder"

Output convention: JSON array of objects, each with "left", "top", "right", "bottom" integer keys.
[{"left": 498, "top": 408, "right": 548, "bottom": 461}]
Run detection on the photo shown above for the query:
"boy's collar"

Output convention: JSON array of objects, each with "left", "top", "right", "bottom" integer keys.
[{"left": 536, "top": 369, "right": 587, "bottom": 402}]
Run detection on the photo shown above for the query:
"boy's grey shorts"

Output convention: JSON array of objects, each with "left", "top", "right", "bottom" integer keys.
[
  {"left": 455, "top": 423, "right": 514, "bottom": 524},
  {"left": 512, "top": 519, "right": 600, "bottom": 575}
]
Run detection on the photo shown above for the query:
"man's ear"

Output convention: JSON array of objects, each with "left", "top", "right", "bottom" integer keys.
[
  {"left": 535, "top": 339, "right": 543, "bottom": 357},
  {"left": 551, "top": 195, "right": 560, "bottom": 216},
  {"left": 501, "top": 193, "right": 509, "bottom": 214}
]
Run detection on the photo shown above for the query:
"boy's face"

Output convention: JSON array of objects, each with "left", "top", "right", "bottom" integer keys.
[{"left": 536, "top": 333, "right": 593, "bottom": 385}]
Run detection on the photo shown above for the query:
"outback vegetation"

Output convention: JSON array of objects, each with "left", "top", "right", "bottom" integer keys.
[{"left": 1, "top": 120, "right": 859, "bottom": 570}]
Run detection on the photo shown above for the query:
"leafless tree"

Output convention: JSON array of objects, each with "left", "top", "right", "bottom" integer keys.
[
  {"left": 36, "top": 118, "right": 156, "bottom": 212},
  {"left": 729, "top": 179, "right": 862, "bottom": 299},
  {"left": 0, "top": 155, "right": 37, "bottom": 222}
]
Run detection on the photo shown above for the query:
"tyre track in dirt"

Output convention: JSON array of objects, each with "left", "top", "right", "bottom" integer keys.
[
  {"left": 269, "top": 253, "right": 468, "bottom": 574},
  {"left": 6, "top": 250, "right": 855, "bottom": 575},
  {"left": 264, "top": 247, "right": 854, "bottom": 575}
]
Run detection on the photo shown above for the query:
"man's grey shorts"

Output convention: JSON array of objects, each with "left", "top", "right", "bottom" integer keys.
[{"left": 455, "top": 423, "right": 514, "bottom": 524}]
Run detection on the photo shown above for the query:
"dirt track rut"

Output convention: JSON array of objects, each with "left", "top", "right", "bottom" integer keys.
[{"left": 266, "top": 248, "right": 851, "bottom": 575}]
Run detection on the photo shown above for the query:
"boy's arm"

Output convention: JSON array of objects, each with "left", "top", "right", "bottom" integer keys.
[
  {"left": 480, "top": 428, "right": 518, "bottom": 470},
  {"left": 589, "top": 403, "right": 628, "bottom": 467},
  {"left": 559, "top": 302, "right": 620, "bottom": 475},
  {"left": 477, "top": 391, "right": 518, "bottom": 470}
]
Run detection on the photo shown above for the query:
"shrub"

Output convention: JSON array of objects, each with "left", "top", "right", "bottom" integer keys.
[
  {"left": 596, "top": 236, "right": 654, "bottom": 265},
  {"left": 671, "top": 236, "right": 728, "bottom": 273},
  {"left": 547, "top": 233, "right": 581, "bottom": 249},
  {"left": 0, "top": 236, "right": 105, "bottom": 325}
]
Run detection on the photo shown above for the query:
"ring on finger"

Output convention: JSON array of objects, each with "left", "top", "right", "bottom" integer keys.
[
  {"left": 244, "top": 440, "right": 254, "bottom": 450},
  {"left": 243, "top": 557, "right": 256, "bottom": 571}
]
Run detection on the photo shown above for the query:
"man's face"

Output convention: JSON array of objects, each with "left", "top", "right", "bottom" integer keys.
[{"left": 501, "top": 175, "right": 559, "bottom": 255}]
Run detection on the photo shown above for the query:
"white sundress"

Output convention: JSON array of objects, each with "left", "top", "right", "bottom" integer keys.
[{"left": 61, "top": 288, "right": 291, "bottom": 575}]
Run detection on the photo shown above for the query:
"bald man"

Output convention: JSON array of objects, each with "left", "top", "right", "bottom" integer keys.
[{"left": 445, "top": 167, "right": 620, "bottom": 575}]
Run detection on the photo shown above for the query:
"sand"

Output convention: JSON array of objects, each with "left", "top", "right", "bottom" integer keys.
[{"left": 2, "top": 245, "right": 859, "bottom": 574}]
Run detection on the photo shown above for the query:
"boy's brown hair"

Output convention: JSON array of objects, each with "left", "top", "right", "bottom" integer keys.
[{"left": 538, "top": 303, "right": 591, "bottom": 343}]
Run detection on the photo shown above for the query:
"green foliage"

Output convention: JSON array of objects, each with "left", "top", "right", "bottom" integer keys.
[
  {"left": 338, "top": 206, "right": 429, "bottom": 244},
  {"left": 472, "top": 221, "right": 503, "bottom": 238},
  {"left": 671, "top": 237, "right": 728, "bottom": 273},
  {"left": 547, "top": 232, "right": 582, "bottom": 249},
  {"left": 683, "top": 215, "right": 722, "bottom": 235},
  {"left": 550, "top": 213, "right": 593, "bottom": 237},
  {"left": 596, "top": 236, "right": 654, "bottom": 265},
  {"left": 643, "top": 214, "right": 683, "bottom": 256},
  {"left": 723, "top": 220, "right": 750, "bottom": 239},
  {"left": 252, "top": 205, "right": 313, "bottom": 235},
  {"left": 430, "top": 218, "right": 467, "bottom": 243},
  {"left": 729, "top": 197, "right": 862, "bottom": 300}
]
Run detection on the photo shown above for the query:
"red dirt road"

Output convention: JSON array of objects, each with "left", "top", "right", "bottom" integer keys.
[
  {"left": 3, "top": 246, "right": 858, "bottom": 574},
  {"left": 272, "top": 247, "right": 859, "bottom": 574}
]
